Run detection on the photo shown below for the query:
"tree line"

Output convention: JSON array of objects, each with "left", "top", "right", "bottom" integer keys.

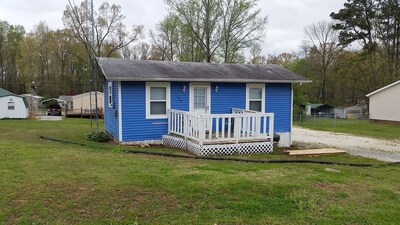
[
  {"left": 0, "top": 0, "right": 399, "bottom": 109},
  {"left": 256, "top": 0, "right": 400, "bottom": 108},
  {"left": 0, "top": 0, "right": 267, "bottom": 98}
]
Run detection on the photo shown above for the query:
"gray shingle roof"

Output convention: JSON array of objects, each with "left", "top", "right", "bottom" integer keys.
[
  {"left": 0, "top": 88, "right": 14, "bottom": 97},
  {"left": 97, "top": 57, "right": 311, "bottom": 83}
]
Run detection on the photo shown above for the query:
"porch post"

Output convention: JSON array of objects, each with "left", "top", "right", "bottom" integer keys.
[{"left": 167, "top": 109, "right": 171, "bottom": 134}]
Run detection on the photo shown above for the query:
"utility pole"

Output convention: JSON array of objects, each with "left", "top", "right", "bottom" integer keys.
[
  {"left": 31, "top": 81, "right": 36, "bottom": 118},
  {"left": 90, "top": 0, "right": 99, "bottom": 130}
]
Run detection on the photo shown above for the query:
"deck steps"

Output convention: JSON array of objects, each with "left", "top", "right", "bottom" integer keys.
[{"left": 284, "top": 148, "right": 346, "bottom": 156}]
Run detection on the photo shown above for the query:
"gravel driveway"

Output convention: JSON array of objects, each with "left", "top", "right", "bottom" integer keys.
[{"left": 292, "top": 126, "right": 400, "bottom": 162}]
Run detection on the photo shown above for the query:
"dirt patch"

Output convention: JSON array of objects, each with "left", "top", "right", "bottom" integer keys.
[{"left": 313, "top": 182, "right": 343, "bottom": 191}]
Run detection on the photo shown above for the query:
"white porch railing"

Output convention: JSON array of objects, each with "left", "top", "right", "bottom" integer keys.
[{"left": 167, "top": 109, "right": 274, "bottom": 145}]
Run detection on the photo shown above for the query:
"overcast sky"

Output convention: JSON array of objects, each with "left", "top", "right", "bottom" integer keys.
[{"left": 0, "top": 0, "right": 346, "bottom": 55}]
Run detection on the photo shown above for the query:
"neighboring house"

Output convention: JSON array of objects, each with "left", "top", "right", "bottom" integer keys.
[
  {"left": 306, "top": 103, "right": 334, "bottom": 117},
  {"left": 58, "top": 95, "right": 73, "bottom": 110},
  {"left": 98, "top": 57, "right": 310, "bottom": 155},
  {"left": 366, "top": 80, "right": 400, "bottom": 123},
  {"left": 0, "top": 88, "right": 28, "bottom": 119},
  {"left": 69, "top": 91, "right": 104, "bottom": 115}
]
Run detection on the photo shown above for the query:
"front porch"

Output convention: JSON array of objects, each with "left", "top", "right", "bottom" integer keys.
[{"left": 162, "top": 109, "right": 275, "bottom": 156}]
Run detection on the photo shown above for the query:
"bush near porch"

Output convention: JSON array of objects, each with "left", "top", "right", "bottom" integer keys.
[{"left": 0, "top": 119, "right": 399, "bottom": 224}]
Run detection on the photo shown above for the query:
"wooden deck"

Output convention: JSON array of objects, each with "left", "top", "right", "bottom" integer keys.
[
  {"left": 65, "top": 108, "right": 103, "bottom": 118},
  {"left": 165, "top": 109, "right": 275, "bottom": 155},
  {"left": 168, "top": 109, "right": 274, "bottom": 145}
]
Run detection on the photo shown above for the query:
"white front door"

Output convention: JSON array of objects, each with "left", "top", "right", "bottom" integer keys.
[{"left": 190, "top": 83, "right": 211, "bottom": 114}]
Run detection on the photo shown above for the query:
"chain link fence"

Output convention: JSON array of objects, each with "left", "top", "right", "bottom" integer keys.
[{"left": 293, "top": 113, "right": 369, "bottom": 127}]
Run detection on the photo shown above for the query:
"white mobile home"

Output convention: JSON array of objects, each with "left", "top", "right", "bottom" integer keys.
[
  {"left": 0, "top": 88, "right": 28, "bottom": 119},
  {"left": 64, "top": 91, "right": 104, "bottom": 117},
  {"left": 366, "top": 80, "right": 400, "bottom": 123},
  {"left": 72, "top": 91, "right": 104, "bottom": 112}
]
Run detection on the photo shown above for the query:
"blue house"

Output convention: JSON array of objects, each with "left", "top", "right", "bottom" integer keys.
[{"left": 98, "top": 57, "right": 310, "bottom": 155}]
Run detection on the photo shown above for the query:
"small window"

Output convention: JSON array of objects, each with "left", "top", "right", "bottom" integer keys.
[
  {"left": 8, "top": 102, "right": 15, "bottom": 110},
  {"left": 146, "top": 82, "right": 170, "bottom": 119},
  {"left": 108, "top": 82, "right": 113, "bottom": 108},
  {"left": 246, "top": 83, "right": 265, "bottom": 112}
]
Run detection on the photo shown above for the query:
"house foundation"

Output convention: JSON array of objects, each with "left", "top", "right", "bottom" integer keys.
[{"left": 163, "top": 135, "right": 273, "bottom": 156}]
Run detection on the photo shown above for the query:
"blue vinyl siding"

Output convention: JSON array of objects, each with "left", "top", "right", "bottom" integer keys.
[
  {"left": 211, "top": 82, "right": 246, "bottom": 114},
  {"left": 121, "top": 81, "right": 189, "bottom": 141},
  {"left": 266, "top": 83, "right": 292, "bottom": 132},
  {"left": 171, "top": 82, "right": 189, "bottom": 111},
  {"left": 104, "top": 80, "right": 119, "bottom": 140},
  {"left": 111, "top": 80, "right": 291, "bottom": 142}
]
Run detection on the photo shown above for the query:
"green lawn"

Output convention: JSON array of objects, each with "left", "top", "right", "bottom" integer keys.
[
  {"left": 294, "top": 117, "right": 400, "bottom": 139},
  {"left": 1, "top": 119, "right": 400, "bottom": 224}
]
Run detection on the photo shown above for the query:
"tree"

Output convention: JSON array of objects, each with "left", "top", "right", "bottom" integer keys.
[
  {"left": 220, "top": 0, "right": 268, "bottom": 63},
  {"left": 0, "top": 20, "right": 25, "bottom": 93},
  {"left": 267, "top": 52, "right": 296, "bottom": 68},
  {"left": 376, "top": 0, "right": 400, "bottom": 80},
  {"left": 161, "top": 0, "right": 267, "bottom": 63},
  {"left": 62, "top": 0, "right": 144, "bottom": 64},
  {"left": 150, "top": 13, "right": 180, "bottom": 61},
  {"left": 122, "top": 42, "right": 152, "bottom": 60},
  {"left": 248, "top": 42, "right": 266, "bottom": 64},
  {"left": 304, "top": 20, "right": 341, "bottom": 103},
  {"left": 164, "top": 0, "right": 222, "bottom": 62},
  {"left": 330, "top": 0, "right": 380, "bottom": 91}
]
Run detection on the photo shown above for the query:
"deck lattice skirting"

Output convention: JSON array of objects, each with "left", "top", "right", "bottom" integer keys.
[{"left": 162, "top": 135, "right": 273, "bottom": 156}]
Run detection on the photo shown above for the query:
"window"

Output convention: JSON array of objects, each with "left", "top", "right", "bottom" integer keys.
[
  {"left": 193, "top": 87, "right": 206, "bottom": 109},
  {"left": 108, "top": 81, "right": 113, "bottom": 108},
  {"left": 8, "top": 102, "right": 15, "bottom": 110},
  {"left": 146, "top": 82, "right": 170, "bottom": 119},
  {"left": 246, "top": 83, "right": 265, "bottom": 112}
]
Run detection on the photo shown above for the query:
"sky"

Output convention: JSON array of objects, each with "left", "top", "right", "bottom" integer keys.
[{"left": 0, "top": 0, "right": 346, "bottom": 56}]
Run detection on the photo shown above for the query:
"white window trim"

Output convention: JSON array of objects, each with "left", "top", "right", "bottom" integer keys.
[
  {"left": 146, "top": 82, "right": 170, "bottom": 119},
  {"left": 108, "top": 81, "right": 113, "bottom": 108},
  {"left": 246, "top": 83, "right": 265, "bottom": 113}
]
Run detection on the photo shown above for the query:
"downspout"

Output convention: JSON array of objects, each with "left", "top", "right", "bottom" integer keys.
[
  {"left": 290, "top": 83, "right": 293, "bottom": 146},
  {"left": 118, "top": 81, "right": 122, "bottom": 143}
]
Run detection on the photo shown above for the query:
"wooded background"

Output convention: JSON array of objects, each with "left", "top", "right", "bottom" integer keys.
[{"left": 0, "top": 0, "right": 399, "bottom": 108}]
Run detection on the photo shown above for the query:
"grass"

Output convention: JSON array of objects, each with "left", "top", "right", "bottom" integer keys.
[
  {"left": 0, "top": 118, "right": 400, "bottom": 224},
  {"left": 294, "top": 117, "right": 400, "bottom": 140}
]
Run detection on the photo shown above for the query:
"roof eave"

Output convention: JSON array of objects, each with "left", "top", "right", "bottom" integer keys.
[
  {"left": 366, "top": 80, "right": 400, "bottom": 97},
  {"left": 104, "top": 77, "right": 312, "bottom": 84}
]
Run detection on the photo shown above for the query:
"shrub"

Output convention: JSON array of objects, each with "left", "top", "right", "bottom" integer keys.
[{"left": 86, "top": 130, "right": 111, "bottom": 142}]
